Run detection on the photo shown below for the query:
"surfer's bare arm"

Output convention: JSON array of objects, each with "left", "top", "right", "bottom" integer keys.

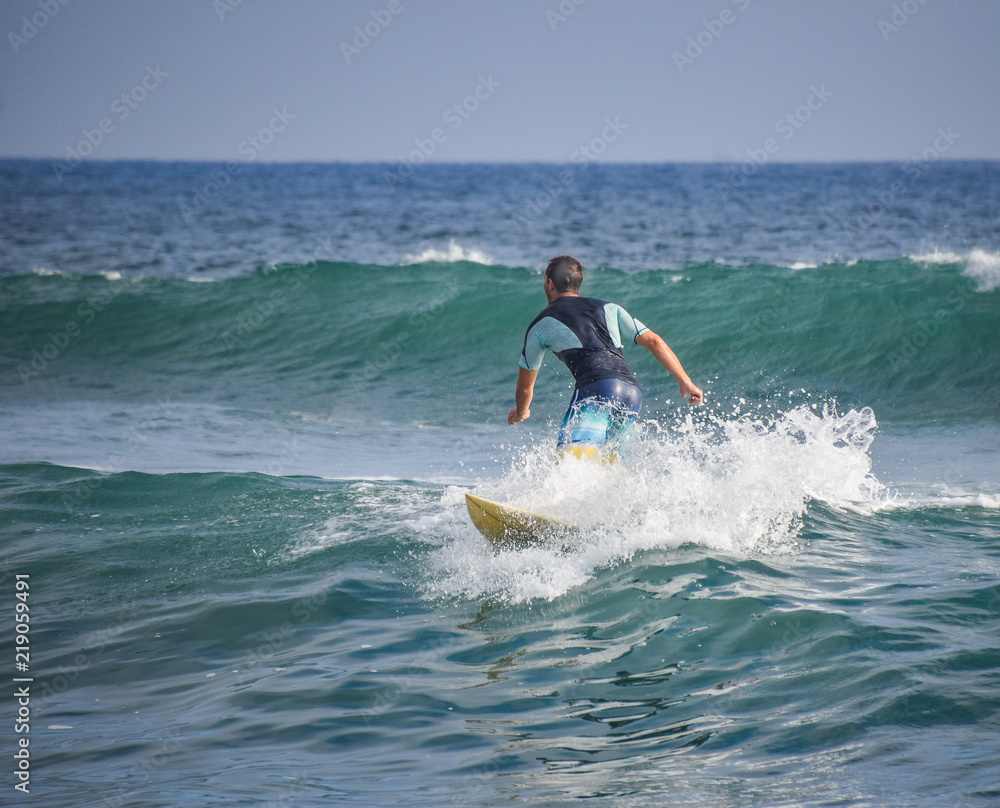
[
  {"left": 508, "top": 367, "right": 538, "bottom": 424},
  {"left": 636, "top": 330, "right": 703, "bottom": 404}
]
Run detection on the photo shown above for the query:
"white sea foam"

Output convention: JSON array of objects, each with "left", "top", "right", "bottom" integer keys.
[
  {"left": 881, "top": 485, "right": 1000, "bottom": 512},
  {"left": 278, "top": 481, "right": 432, "bottom": 561},
  {"left": 765, "top": 258, "right": 852, "bottom": 271},
  {"left": 907, "top": 493, "right": 1000, "bottom": 509},
  {"left": 961, "top": 248, "right": 1000, "bottom": 292},
  {"left": 279, "top": 525, "right": 356, "bottom": 560},
  {"left": 403, "top": 240, "right": 495, "bottom": 265},
  {"left": 909, "top": 248, "right": 966, "bottom": 265},
  {"left": 426, "top": 403, "right": 888, "bottom": 604},
  {"left": 910, "top": 247, "right": 1000, "bottom": 292},
  {"left": 30, "top": 267, "right": 133, "bottom": 281}
]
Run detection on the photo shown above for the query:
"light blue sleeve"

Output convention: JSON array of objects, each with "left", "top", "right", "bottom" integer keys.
[
  {"left": 519, "top": 316, "right": 583, "bottom": 370},
  {"left": 604, "top": 303, "right": 648, "bottom": 346},
  {"left": 519, "top": 323, "right": 546, "bottom": 370}
]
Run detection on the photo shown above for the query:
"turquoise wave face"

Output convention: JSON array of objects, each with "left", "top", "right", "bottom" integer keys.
[{"left": 2, "top": 257, "right": 997, "bottom": 425}]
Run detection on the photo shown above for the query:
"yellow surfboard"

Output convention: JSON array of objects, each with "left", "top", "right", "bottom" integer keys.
[{"left": 465, "top": 493, "right": 577, "bottom": 547}]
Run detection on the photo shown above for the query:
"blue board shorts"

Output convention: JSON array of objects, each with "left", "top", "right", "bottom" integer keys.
[{"left": 557, "top": 378, "right": 642, "bottom": 453}]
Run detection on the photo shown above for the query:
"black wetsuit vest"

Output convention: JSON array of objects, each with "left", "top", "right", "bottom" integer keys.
[{"left": 524, "top": 296, "right": 639, "bottom": 389}]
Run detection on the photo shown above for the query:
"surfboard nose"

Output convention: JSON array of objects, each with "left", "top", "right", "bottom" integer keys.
[{"left": 465, "top": 493, "right": 577, "bottom": 547}]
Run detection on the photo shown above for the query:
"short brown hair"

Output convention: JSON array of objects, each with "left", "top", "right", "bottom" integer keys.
[{"left": 545, "top": 255, "right": 584, "bottom": 293}]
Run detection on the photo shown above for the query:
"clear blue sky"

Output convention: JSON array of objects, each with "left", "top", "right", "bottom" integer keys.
[{"left": 2, "top": 0, "right": 998, "bottom": 163}]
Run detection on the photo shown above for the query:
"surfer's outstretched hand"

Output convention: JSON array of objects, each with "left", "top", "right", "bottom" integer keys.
[
  {"left": 680, "top": 380, "right": 704, "bottom": 404},
  {"left": 508, "top": 407, "right": 529, "bottom": 425}
]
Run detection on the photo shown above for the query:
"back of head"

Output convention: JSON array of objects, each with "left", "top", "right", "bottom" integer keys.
[{"left": 545, "top": 255, "right": 584, "bottom": 293}]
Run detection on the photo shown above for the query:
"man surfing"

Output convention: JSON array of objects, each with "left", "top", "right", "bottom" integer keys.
[{"left": 508, "top": 255, "right": 702, "bottom": 458}]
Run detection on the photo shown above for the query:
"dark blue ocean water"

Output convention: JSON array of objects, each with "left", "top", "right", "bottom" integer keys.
[{"left": 1, "top": 160, "right": 999, "bottom": 807}]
